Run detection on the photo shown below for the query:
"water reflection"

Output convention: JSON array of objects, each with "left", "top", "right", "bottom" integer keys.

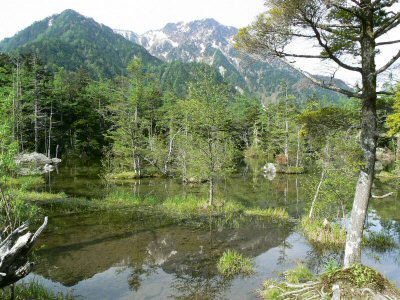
[{"left": 24, "top": 164, "right": 400, "bottom": 298}]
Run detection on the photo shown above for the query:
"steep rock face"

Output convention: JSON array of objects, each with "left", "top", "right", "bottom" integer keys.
[{"left": 115, "top": 19, "right": 345, "bottom": 102}]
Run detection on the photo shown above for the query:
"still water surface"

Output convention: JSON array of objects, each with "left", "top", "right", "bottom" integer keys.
[{"left": 25, "top": 163, "right": 400, "bottom": 299}]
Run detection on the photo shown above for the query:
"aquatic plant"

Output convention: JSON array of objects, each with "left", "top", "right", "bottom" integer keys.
[
  {"left": 284, "top": 263, "right": 313, "bottom": 284},
  {"left": 299, "top": 217, "right": 346, "bottom": 249},
  {"left": 217, "top": 249, "right": 255, "bottom": 277},
  {"left": 244, "top": 207, "right": 290, "bottom": 221}
]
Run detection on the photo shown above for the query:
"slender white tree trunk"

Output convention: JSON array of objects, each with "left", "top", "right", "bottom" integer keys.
[{"left": 344, "top": 8, "right": 377, "bottom": 267}]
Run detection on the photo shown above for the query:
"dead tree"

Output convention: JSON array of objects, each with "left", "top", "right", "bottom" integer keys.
[{"left": 0, "top": 217, "right": 48, "bottom": 288}]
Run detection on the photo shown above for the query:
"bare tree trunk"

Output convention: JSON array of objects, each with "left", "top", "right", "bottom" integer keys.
[
  {"left": 284, "top": 88, "right": 289, "bottom": 164},
  {"left": 209, "top": 176, "right": 214, "bottom": 206},
  {"left": 47, "top": 100, "right": 53, "bottom": 158},
  {"left": 344, "top": 6, "right": 377, "bottom": 267},
  {"left": 33, "top": 55, "right": 39, "bottom": 153},
  {"left": 309, "top": 169, "right": 325, "bottom": 219},
  {"left": 296, "top": 127, "right": 301, "bottom": 167}
]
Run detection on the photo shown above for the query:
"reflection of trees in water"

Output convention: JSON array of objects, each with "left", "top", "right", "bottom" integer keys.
[
  {"left": 127, "top": 263, "right": 158, "bottom": 292},
  {"left": 169, "top": 274, "right": 231, "bottom": 300},
  {"left": 277, "top": 238, "right": 293, "bottom": 265},
  {"left": 305, "top": 248, "right": 343, "bottom": 274}
]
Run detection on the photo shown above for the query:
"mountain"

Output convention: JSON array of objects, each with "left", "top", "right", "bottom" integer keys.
[
  {"left": 0, "top": 9, "right": 160, "bottom": 78},
  {"left": 115, "top": 19, "right": 348, "bottom": 102}
]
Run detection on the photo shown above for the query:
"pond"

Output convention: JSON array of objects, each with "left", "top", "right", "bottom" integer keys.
[{"left": 25, "top": 162, "right": 400, "bottom": 299}]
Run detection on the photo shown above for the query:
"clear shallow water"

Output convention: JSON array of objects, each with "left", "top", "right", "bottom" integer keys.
[{"left": 26, "top": 163, "right": 400, "bottom": 299}]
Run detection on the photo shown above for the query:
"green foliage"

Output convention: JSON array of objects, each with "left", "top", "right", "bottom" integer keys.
[
  {"left": 322, "top": 264, "right": 388, "bottom": 291},
  {"left": 0, "top": 281, "right": 74, "bottom": 300},
  {"left": 324, "top": 260, "right": 341, "bottom": 274},
  {"left": 284, "top": 263, "right": 313, "bottom": 283},
  {"left": 0, "top": 10, "right": 159, "bottom": 78},
  {"left": 386, "top": 84, "right": 400, "bottom": 138},
  {"left": 217, "top": 249, "right": 255, "bottom": 277},
  {"left": 3, "top": 176, "right": 45, "bottom": 190},
  {"left": 300, "top": 217, "right": 346, "bottom": 249},
  {"left": 244, "top": 207, "right": 290, "bottom": 221}
]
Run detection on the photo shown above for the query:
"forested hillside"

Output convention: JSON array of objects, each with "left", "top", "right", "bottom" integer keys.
[{"left": 0, "top": 9, "right": 160, "bottom": 78}]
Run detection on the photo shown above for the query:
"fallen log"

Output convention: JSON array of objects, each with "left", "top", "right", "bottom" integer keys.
[{"left": 0, "top": 217, "right": 48, "bottom": 288}]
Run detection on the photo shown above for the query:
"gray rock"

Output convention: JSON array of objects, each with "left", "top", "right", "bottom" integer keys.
[
  {"left": 16, "top": 152, "right": 52, "bottom": 165},
  {"left": 262, "top": 163, "right": 276, "bottom": 174},
  {"left": 51, "top": 158, "right": 62, "bottom": 164}
]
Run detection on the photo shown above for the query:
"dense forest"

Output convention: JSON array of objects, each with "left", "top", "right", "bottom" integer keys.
[{"left": 1, "top": 51, "right": 399, "bottom": 199}]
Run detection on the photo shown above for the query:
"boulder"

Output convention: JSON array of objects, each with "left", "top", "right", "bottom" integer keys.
[
  {"left": 262, "top": 163, "right": 276, "bottom": 174},
  {"left": 15, "top": 152, "right": 62, "bottom": 175},
  {"left": 16, "top": 152, "right": 52, "bottom": 165}
]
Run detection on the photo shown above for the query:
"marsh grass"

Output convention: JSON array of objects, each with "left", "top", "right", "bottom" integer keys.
[
  {"left": 284, "top": 263, "right": 314, "bottom": 283},
  {"left": 14, "top": 190, "right": 67, "bottom": 202},
  {"left": 244, "top": 207, "right": 290, "bottom": 221},
  {"left": 300, "top": 217, "right": 398, "bottom": 252},
  {"left": 299, "top": 217, "right": 346, "bottom": 249},
  {"left": 3, "top": 175, "right": 44, "bottom": 190},
  {"left": 217, "top": 249, "right": 255, "bottom": 277},
  {"left": 0, "top": 281, "right": 74, "bottom": 299},
  {"left": 284, "top": 166, "right": 305, "bottom": 174}
]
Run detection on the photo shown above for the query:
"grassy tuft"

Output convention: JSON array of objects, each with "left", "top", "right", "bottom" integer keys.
[
  {"left": 162, "top": 196, "right": 209, "bottom": 217},
  {"left": 14, "top": 190, "right": 67, "bottom": 202},
  {"left": 244, "top": 207, "right": 290, "bottom": 221},
  {"left": 299, "top": 217, "right": 346, "bottom": 249},
  {"left": 284, "top": 263, "right": 313, "bottom": 283},
  {"left": 284, "top": 166, "right": 305, "bottom": 174},
  {"left": 0, "top": 281, "right": 74, "bottom": 299},
  {"left": 217, "top": 249, "right": 255, "bottom": 277}
]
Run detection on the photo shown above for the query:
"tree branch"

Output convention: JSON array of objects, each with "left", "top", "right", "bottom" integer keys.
[
  {"left": 282, "top": 58, "right": 360, "bottom": 98},
  {"left": 375, "top": 12, "right": 400, "bottom": 37},
  {"left": 375, "top": 49, "right": 400, "bottom": 74},
  {"left": 376, "top": 39, "right": 400, "bottom": 46},
  {"left": 305, "top": 18, "right": 362, "bottom": 72},
  {"left": 276, "top": 51, "right": 328, "bottom": 59}
]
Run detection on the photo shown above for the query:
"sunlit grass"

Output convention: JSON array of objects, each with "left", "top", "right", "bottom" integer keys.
[
  {"left": 0, "top": 281, "right": 74, "bottom": 300},
  {"left": 299, "top": 216, "right": 346, "bottom": 249},
  {"left": 13, "top": 190, "right": 67, "bottom": 202},
  {"left": 244, "top": 207, "right": 290, "bottom": 221},
  {"left": 3, "top": 175, "right": 45, "bottom": 190},
  {"left": 217, "top": 249, "right": 255, "bottom": 277},
  {"left": 284, "top": 263, "right": 314, "bottom": 283}
]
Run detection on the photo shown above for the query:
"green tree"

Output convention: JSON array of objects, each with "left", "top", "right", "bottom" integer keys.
[
  {"left": 387, "top": 83, "right": 400, "bottom": 173},
  {"left": 175, "top": 73, "right": 235, "bottom": 205},
  {"left": 235, "top": 0, "right": 400, "bottom": 267}
]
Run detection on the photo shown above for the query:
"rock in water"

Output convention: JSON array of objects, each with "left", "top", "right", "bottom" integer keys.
[
  {"left": 15, "top": 152, "right": 62, "bottom": 175},
  {"left": 16, "top": 152, "right": 52, "bottom": 165}
]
